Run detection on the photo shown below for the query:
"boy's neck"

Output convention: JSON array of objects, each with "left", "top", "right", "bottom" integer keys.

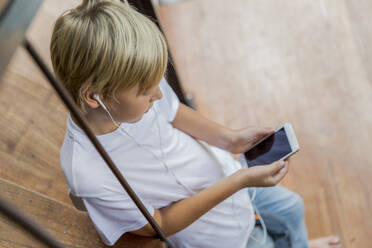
[{"left": 71, "top": 112, "right": 120, "bottom": 136}]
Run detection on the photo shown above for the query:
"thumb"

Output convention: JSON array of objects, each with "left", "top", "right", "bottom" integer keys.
[
  {"left": 271, "top": 162, "right": 289, "bottom": 182},
  {"left": 264, "top": 127, "right": 275, "bottom": 133},
  {"left": 268, "top": 160, "right": 286, "bottom": 175},
  {"left": 257, "top": 128, "right": 274, "bottom": 138}
]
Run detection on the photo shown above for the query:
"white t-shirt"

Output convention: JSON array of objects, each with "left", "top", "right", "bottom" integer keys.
[{"left": 60, "top": 78, "right": 255, "bottom": 247}]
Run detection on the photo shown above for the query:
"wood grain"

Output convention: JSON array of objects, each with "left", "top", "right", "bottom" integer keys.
[
  {"left": 0, "top": 0, "right": 77, "bottom": 205},
  {"left": 0, "top": 178, "right": 105, "bottom": 248},
  {"left": 157, "top": 0, "right": 372, "bottom": 247},
  {"left": 1, "top": 0, "right": 371, "bottom": 247},
  {"left": 0, "top": 178, "right": 165, "bottom": 248}
]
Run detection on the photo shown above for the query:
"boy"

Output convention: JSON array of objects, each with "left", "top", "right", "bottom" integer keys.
[{"left": 53, "top": 0, "right": 341, "bottom": 247}]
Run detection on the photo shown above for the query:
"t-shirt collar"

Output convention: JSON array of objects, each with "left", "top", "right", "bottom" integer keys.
[{"left": 67, "top": 113, "right": 130, "bottom": 144}]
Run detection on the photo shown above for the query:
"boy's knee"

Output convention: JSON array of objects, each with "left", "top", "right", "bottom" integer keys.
[{"left": 288, "top": 192, "right": 305, "bottom": 220}]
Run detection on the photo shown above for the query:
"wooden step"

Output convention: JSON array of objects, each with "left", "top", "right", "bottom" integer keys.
[
  {"left": 0, "top": 46, "right": 73, "bottom": 206},
  {"left": 0, "top": 178, "right": 164, "bottom": 248},
  {"left": 0, "top": 0, "right": 82, "bottom": 206}
]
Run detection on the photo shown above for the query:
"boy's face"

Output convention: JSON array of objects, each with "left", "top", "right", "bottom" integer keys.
[{"left": 105, "top": 81, "right": 163, "bottom": 123}]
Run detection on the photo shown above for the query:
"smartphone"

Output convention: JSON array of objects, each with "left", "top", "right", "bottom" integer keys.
[{"left": 239, "top": 122, "right": 299, "bottom": 167}]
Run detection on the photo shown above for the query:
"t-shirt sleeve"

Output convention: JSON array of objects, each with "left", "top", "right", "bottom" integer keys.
[
  {"left": 156, "top": 77, "right": 180, "bottom": 122},
  {"left": 82, "top": 193, "right": 155, "bottom": 246}
]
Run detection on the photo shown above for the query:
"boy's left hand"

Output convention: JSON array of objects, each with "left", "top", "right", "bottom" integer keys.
[{"left": 226, "top": 126, "right": 275, "bottom": 154}]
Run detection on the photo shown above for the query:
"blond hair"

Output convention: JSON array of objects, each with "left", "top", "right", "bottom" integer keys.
[{"left": 50, "top": 0, "right": 168, "bottom": 114}]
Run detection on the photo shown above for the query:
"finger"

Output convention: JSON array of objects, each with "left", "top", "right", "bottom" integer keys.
[
  {"left": 271, "top": 162, "right": 289, "bottom": 182},
  {"left": 255, "top": 127, "right": 273, "bottom": 135},
  {"left": 254, "top": 134, "right": 272, "bottom": 145},
  {"left": 268, "top": 160, "right": 285, "bottom": 175},
  {"left": 265, "top": 127, "right": 275, "bottom": 134},
  {"left": 262, "top": 128, "right": 275, "bottom": 135},
  {"left": 272, "top": 166, "right": 288, "bottom": 183}
]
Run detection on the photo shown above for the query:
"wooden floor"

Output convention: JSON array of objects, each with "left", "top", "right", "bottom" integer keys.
[
  {"left": 158, "top": 1, "right": 372, "bottom": 247},
  {"left": 0, "top": 0, "right": 371, "bottom": 247}
]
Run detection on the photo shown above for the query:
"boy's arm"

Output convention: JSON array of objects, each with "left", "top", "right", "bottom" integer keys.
[
  {"left": 171, "top": 103, "right": 234, "bottom": 151},
  {"left": 129, "top": 161, "right": 288, "bottom": 237},
  {"left": 171, "top": 103, "right": 275, "bottom": 155}
]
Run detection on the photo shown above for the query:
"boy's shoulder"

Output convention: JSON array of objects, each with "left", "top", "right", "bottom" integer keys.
[{"left": 60, "top": 122, "right": 118, "bottom": 197}]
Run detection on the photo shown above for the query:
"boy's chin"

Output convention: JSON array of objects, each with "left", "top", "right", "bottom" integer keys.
[
  {"left": 127, "top": 114, "right": 144, "bottom": 123},
  {"left": 124, "top": 111, "right": 147, "bottom": 124}
]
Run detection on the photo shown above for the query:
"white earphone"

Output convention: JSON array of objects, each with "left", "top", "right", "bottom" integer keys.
[
  {"left": 94, "top": 94, "right": 121, "bottom": 127},
  {"left": 93, "top": 92, "right": 196, "bottom": 194},
  {"left": 93, "top": 94, "right": 105, "bottom": 108},
  {"left": 92, "top": 93, "right": 262, "bottom": 236}
]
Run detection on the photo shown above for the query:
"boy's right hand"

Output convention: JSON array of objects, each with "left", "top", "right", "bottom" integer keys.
[{"left": 236, "top": 159, "right": 290, "bottom": 188}]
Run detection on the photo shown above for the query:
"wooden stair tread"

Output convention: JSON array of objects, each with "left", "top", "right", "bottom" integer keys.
[
  {"left": 0, "top": 177, "right": 106, "bottom": 247},
  {"left": 0, "top": 178, "right": 164, "bottom": 248}
]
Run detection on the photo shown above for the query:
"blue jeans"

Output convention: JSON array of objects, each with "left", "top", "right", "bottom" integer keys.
[{"left": 245, "top": 185, "right": 309, "bottom": 248}]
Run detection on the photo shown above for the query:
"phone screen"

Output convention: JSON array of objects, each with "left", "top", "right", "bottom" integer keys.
[{"left": 244, "top": 127, "right": 292, "bottom": 167}]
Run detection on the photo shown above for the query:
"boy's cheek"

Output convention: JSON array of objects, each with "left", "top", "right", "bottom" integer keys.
[{"left": 117, "top": 104, "right": 149, "bottom": 123}]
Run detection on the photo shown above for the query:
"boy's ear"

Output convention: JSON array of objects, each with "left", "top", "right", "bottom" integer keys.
[{"left": 82, "top": 88, "right": 100, "bottom": 109}]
